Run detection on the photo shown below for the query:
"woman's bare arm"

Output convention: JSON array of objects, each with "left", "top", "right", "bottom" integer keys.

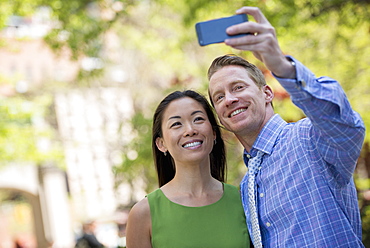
[{"left": 126, "top": 198, "right": 152, "bottom": 248}]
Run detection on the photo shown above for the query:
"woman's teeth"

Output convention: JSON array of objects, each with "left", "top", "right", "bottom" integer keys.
[{"left": 183, "top": 141, "right": 201, "bottom": 148}]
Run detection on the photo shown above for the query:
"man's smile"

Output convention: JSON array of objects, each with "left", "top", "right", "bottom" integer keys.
[{"left": 229, "top": 108, "right": 247, "bottom": 118}]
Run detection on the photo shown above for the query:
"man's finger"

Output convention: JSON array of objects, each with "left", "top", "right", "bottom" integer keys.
[
  {"left": 225, "top": 33, "right": 266, "bottom": 48},
  {"left": 235, "top": 6, "right": 270, "bottom": 24},
  {"left": 226, "top": 21, "right": 273, "bottom": 37}
]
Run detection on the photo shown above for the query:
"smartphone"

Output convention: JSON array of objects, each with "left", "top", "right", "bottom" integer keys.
[{"left": 195, "top": 14, "right": 248, "bottom": 46}]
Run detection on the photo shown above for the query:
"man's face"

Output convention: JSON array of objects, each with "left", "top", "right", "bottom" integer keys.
[{"left": 209, "top": 65, "right": 272, "bottom": 137}]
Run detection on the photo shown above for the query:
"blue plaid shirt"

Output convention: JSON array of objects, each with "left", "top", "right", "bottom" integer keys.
[{"left": 240, "top": 56, "right": 365, "bottom": 247}]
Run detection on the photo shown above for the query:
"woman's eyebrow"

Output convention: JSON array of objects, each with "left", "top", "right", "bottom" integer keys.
[
  {"left": 191, "top": 110, "right": 204, "bottom": 116},
  {"left": 168, "top": 115, "right": 181, "bottom": 120},
  {"left": 168, "top": 110, "right": 204, "bottom": 120}
]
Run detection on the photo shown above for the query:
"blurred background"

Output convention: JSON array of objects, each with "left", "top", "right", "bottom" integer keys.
[{"left": 0, "top": 0, "right": 369, "bottom": 247}]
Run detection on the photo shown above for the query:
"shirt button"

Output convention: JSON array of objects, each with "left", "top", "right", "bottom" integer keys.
[
  {"left": 266, "top": 222, "right": 271, "bottom": 227},
  {"left": 246, "top": 154, "right": 251, "bottom": 158},
  {"left": 260, "top": 193, "right": 264, "bottom": 197}
]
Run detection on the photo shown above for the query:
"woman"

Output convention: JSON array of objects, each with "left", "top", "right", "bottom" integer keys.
[{"left": 126, "top": 90, "right": 250, "bottom": 248}]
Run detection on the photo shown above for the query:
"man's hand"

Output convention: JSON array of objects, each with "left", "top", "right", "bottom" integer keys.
[{"left": 225, "top": 7, "right": 296, "bottom": 79}]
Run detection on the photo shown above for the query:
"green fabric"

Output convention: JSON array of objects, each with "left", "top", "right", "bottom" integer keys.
[{"left": 147, "top": 183, "right": 250, "bottom": 248}]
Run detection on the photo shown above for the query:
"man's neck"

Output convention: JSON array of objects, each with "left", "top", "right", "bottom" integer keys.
[
  {"left": 235, "top": 108, "right": 275, "bottom": 153},
  {"left": 235, "top": 133, "right": 257, "bottom": 153}
]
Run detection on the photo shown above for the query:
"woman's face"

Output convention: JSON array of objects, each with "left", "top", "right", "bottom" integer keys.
[{"left": 156, "top": 97, "right": 216, "bottom": 165}]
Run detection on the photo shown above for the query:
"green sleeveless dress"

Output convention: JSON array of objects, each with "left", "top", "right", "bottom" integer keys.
[{"left": 147, "top": 183, "right": 250, "bottom": 248}]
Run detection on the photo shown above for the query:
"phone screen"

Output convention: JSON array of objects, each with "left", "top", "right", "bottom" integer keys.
[{"left": 195, "top": 14, "right": 248, "bottom": 46}]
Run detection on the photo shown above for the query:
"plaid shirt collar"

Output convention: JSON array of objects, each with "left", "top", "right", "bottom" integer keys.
[{"left": 244, "top": 114, "right": 287, "bottom": 162}]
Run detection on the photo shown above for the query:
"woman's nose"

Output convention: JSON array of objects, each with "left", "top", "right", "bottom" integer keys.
[{"left": 184, "top": 124, "right": 198, "bottom": 137}]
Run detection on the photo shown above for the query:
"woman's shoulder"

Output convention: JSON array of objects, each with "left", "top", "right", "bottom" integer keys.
[
  {"left": 129, "top": 197, "right": 151, "bottom": 220},
  {"left": 222, "top": 183, "right": 242, "bottom": 199},
  {"left": 126, "top": 196, "right": 152, "bottom": 247},
  {"left": 132, "top": 188, "right": 164, "bottom": 216},
  {"left": 146, "top": 188, "right": 162, "bottom": 198},
  {"left": 223, "top": 182, "right": 239, "bottom": 191}
]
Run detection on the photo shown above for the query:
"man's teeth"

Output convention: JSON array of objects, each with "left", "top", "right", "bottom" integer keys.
[
  {"left": 183, "top": 141, "right": 201, "bottom": 148},
  {"left": 230, "top": 108, "right": 246, "bottom": 117}
]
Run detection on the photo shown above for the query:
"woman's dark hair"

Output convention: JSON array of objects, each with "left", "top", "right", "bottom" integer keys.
[{"left": 152, "top": 90, "right": 226, "bottom": 187}]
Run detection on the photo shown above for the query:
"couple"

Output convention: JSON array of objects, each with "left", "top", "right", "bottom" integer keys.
[{"left": 126, "top": 7, "right": 365, "bottom": 248}]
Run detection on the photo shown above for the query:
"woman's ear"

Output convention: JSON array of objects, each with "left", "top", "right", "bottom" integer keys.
[{"left": 155, "top": 137, "right": 167, "bottom": 153}]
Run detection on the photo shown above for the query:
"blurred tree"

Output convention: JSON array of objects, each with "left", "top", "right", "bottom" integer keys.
[
  {"left": 0, "top": 0, "right": 136, "bottom": 59},
  {"left": 114, "top": 112, "right": 157, "bottom": 197},
  {"left": 1, "top": 0, "right": 369, "bottom": 241},
  {"left": 0, "top": 81, "right": 63, "bottom": 165}
]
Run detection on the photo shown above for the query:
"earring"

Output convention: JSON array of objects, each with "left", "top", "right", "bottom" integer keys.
[
  {"left": 214, "top": 139, "right": 217, "bottom": 145},
  {"left": 164, "top": 151, "right": 167, "bottom": 156}
]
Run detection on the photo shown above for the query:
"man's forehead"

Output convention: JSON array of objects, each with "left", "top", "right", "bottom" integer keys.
[{"left": 209, "top": 67, "right": 250, "bottom": 91}]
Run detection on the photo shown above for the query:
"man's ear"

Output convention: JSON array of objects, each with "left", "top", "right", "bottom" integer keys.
[
  {"left": 263, "top": 85, "right": 274, "bottom": 103},
  {"left": 155, "top": 137, "right": 167, "bottom": 153}
]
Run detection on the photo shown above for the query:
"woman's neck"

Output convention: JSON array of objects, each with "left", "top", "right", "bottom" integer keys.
[{"left": 161, "top": 175, "right": 223, "bottom": 207}]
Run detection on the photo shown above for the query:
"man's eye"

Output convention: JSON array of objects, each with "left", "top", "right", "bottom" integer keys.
[
  {"left": 215, "top": 95, "right": 224, "bottom": 102},
  {"left": 234, "top": 85, "right": 244, "bottom": 91}
]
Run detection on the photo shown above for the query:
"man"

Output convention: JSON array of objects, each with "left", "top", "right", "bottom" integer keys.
[
  {"left": 75, "top": 221, "right": 105, "bottom": 248},
  {"left": 208, "top": 6, "right": 365, "bottom": 248}
]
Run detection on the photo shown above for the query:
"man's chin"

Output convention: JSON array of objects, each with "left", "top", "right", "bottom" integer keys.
[{"left": 224, "top": 123, "right": 245, "bottom": 134}]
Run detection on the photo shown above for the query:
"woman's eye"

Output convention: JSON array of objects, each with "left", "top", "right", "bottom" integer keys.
[
  {"left": 170, "top": 122, "right": 181, "bottom": 128},
  {"left": 194, "top": 117, "right": 205, "bottom": 122}
]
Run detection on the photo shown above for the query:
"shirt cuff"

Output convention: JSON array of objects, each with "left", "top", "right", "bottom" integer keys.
[{"left": 272, "top": 56, "right": 316, "bottom": 101}]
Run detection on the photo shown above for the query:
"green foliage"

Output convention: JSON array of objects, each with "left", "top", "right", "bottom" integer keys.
[
  {"left": 362, "top": 204, "right": 370, "bottom": 246},
  {"left": 0, "top": 94, "right": 63, "bottom": 165},
  {"left": 0, "top": 0, "right": 38, "bottom": 26},
  {"left": 114, "top": 112, "right": 157, "bottom": 194},
  {"left": 43, "top": 0, "right": 109, "bottom": 59},
  {"left": 221, "top": 130, "right": 246, "bottom": 185},
  {"left": 267, "top": 0, "right": 370, "bottom": 142},
  {"left": 0, "top": 0, "right": 135, "bottom": 60}
]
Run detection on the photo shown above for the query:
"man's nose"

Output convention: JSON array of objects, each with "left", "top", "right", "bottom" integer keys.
[{"left": 225, "top": 92, "right": 238, "bottom": 107}]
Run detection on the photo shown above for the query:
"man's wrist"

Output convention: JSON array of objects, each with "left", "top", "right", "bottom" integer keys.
[{"left": 273, "top": 57, "right": 296, "bottom": 79}]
